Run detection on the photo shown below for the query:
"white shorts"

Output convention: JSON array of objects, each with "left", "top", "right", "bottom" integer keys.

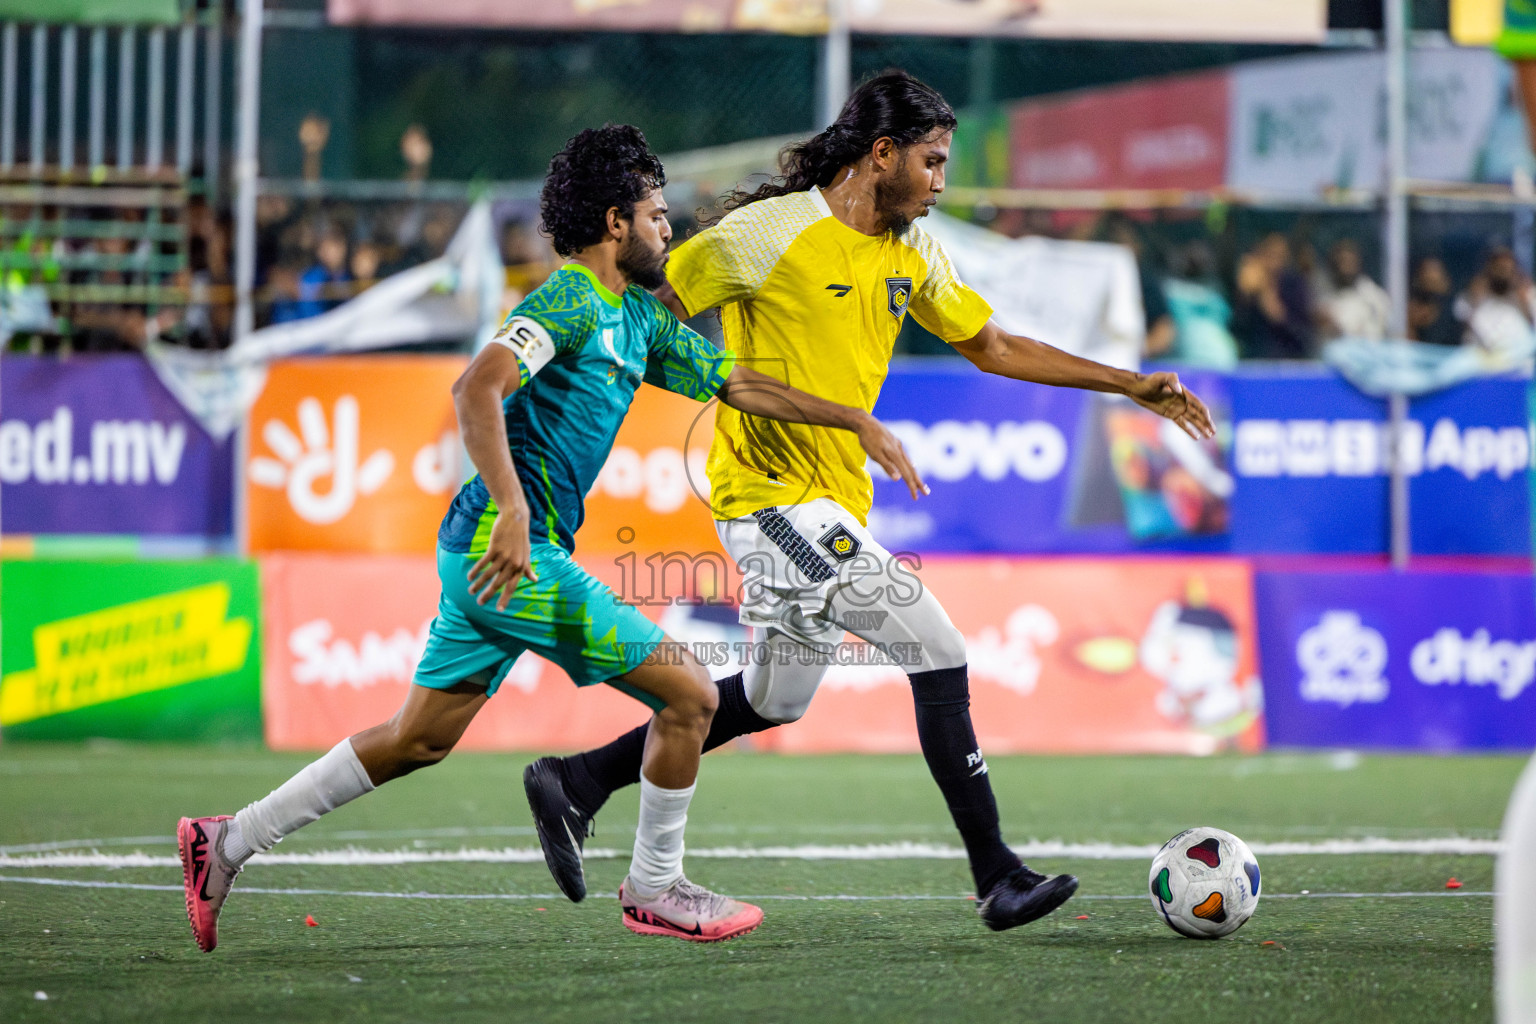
[{"left": 715, "top": 497, "right": 966, "bottom": 722}]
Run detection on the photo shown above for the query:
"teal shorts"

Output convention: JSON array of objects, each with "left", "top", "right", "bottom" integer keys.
[{"left": 412, "top": 543, "right": 666, "bottom": 709}]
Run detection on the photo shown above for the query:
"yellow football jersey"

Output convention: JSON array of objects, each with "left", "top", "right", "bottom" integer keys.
[{"left": 668, "top": 187, "right": 994, "bottom": 524}]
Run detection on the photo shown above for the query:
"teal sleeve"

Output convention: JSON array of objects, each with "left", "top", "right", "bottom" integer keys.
[{"left": 642, "top": 299, "right": 736, "bottom": 402}]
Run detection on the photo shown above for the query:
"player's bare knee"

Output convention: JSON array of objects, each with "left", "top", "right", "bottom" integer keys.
[
  {"left": 661, "top": 663, "right": 717, "bottom": 733},
  {"left": 386, "top": 722, "right": 457, "bottom": 773},
  {"left": 403, "top": 737, "right": 455, "bottom": 770}
]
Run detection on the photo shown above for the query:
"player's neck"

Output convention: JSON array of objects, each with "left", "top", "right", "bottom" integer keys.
[
  {"left": 569, "top": 250, "right": 629, "bottom": 298},
  {"left": 821, "top": 166, "right": 887, "bottom": 237}
]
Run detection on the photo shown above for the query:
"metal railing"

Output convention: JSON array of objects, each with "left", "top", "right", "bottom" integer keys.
[{"left": 0, "top": 7, "right": 224, "bottom": 193}]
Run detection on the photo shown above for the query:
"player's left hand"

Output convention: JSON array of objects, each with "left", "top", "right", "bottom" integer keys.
[
  {"left": 468, "top": 505, "right": 539, "bottom": 612},
  {"left": 1126, "top": 372, "right": 1216, "bottom": 441}
]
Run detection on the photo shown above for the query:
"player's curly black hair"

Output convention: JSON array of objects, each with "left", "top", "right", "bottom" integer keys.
[{"left": 539, "top": 125, "right": 667, "bottom": 258}]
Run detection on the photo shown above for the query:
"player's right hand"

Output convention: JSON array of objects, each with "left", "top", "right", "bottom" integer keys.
[
  {"left": 468, "top": 505, "right": 539, "bottom": 611},
  {"left": 857, "top": 415, "right": 928, "bottom": 501}
]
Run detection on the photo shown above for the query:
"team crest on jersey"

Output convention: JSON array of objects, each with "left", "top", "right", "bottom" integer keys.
[
  {"left": 886, "top": 277, "right": 913, "bottom": 320},
  {"left": 817, "top": 524, "right": 862, "bottom": 562}
]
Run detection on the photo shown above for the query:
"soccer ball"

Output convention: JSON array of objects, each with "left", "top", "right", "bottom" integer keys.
[{"left": 1148, "top": 827, "right": 1261, "bottom": 939}]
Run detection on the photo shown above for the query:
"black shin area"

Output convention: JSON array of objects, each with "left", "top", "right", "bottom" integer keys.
[
  {"left": 561, "top": 672, "right": 775, "bottom": 816},
  {"left": 909, "top": 664, "right": 1022, "bottom": 896}
]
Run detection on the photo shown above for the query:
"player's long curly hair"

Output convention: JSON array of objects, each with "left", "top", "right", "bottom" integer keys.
[
  {"left": 540, "top": 125, "right": 666, "bottom": 257},
  {"left": 719, "top": 69, "right": 956, "bottom": 214}
]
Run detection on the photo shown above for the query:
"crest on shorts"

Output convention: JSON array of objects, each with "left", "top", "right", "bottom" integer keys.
[
  {"left": 885, "top": 277, "right": 913, "bottom": 320},
  {"left": 817, "top": 524, "right": 862, "bottom": 562}
]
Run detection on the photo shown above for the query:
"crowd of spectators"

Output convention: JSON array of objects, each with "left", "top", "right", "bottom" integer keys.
[
  {"left": 1078, "top": 214, "right": 1536, "bottom": 368},
  {"left": 8, "top": 114, "right": 1536, "bottom": 366}
]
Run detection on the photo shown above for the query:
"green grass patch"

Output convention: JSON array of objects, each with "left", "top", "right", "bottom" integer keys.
[{"left": 0, "top": 746, "right": 1521, "bottom": 1023}]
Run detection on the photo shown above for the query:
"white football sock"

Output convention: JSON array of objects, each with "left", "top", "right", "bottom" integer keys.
[
  {"left": 1498, "top": 751, "right": 1536, "bottom": 1024},
  {"left": 227, "top": 739, "right": 375, "bottom": 867},
  {"left": 627, "top": 777, "right": 695, "bottom": 898}
]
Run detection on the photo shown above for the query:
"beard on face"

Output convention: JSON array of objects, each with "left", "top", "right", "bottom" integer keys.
[
  {"left": 874, "top": 172, "right": 921, "bottom": 234},
  {"left": 617, "top": 230, "right": 669, "bottom": 289}
]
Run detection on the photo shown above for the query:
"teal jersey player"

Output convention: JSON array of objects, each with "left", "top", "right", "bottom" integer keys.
[
  {"left": 176, "top": 124, "right": 928, "bottom": 953},
  {"left": 421, "top": 262, "right": 733, "bottom": 697},
  {"left": 438, "top": 262, "right": 732, "bottom": 558}
]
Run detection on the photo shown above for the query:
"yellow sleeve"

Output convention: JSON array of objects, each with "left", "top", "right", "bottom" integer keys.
[
  {"left": 905, "top": 227, "right": 994, "bottom": 344},
  {"left": 666, "top": 192, "right": 825, "bottom": 316},
  {"left": 668, "top": 222, "right": 757, "bottom": 316}
]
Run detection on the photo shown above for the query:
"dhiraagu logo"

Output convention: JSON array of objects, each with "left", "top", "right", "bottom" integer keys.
[{"left": 0, "top": 583, "right": 253, "bottom": 726}]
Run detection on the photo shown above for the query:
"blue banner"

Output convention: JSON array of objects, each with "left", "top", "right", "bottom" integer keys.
[
  {"left": 868, "top": 363, "right": 1233, "bottom": 553},
  {"left": 0, "top": 355, "right": 234, "bottom": 537},
  {"left": 1229, "top": 370, "right": 1530, "bottom": 555},
  {"left": 1256, "top": 569, "right": 1536, "bottom": 750},
  {"left": 870, "top": 362, "right": 1530, "bottom": 556}
]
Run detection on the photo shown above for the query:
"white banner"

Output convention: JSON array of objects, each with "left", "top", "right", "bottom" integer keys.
[
  {"left": 1228, "top": 49, "right": 1506, "bottom": 196},
  {"left": 331, "top": 0, "right": 1324, "bottom": 41},
  {"left": 147, "top": 200, "right": 503, "bottom": 441},
  {"left": 920, "top": 212, "right": 1144, "bottom": 371}
]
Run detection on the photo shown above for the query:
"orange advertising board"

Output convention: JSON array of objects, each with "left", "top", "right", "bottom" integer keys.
[
  {"left": 260, "top": 552, "right": 653, "bottom": 751},
  {"left": 245, "top": 356, "right": 467, "bottom": 554},
  {"left": 743, "top": 557, "right": 1264, "bottom": 755},
  {"left": 580, "top": 384, "right": 725, "bottom": 560},
  {"left": 261, "top": 550, "right": 1262, "bottom": 755}
]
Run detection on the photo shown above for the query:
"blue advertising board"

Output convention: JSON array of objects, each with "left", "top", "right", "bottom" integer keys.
[
  {"left": 1228, "top": 369, "right": 1530, "bottom": 556},
  {"left": 0, "top": 355, "right": 233, "bottom": 537},
  {"left": 1256, "top": 569, "right": 1536, "bottom": 750},
  {"left": 870, "top": 361, "right": 1529, "bottom": 556},
  {"left": 868, "top": 363, "right": 1233, "bottom": 554}
]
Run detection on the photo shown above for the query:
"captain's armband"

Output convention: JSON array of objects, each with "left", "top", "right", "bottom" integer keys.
[{"left": 491, "top": 316, "right": 557, "bottom": 378}]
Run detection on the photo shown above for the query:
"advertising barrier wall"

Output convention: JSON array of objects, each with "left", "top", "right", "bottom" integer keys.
[
  {"left": 245, "top": 355, "right": 468, "bottom": 554},
  {"left": 865, "top": 364, "right": 1236, "bottom": 555},
  {"left": 577, "top": 364, "right": 1530, "bottom": 559},
  {"left": 1228, "top": 371, "right": 1531, "bottom": 555},
  {"left": 1256, "top": 569, "right": 1536, "bottom": 750},
  {"left": 0, "top": 560, "right": 262, "bottom": 742},
  {"left": 260, "top": 553, "right": 654, "bottom": 750},
  {"left": 260, "top": 550, "right": 1262, "bottom": 755},
  {"left": 741, "top": 556, "right": 1264, "bottom": 756},
  {"left": 0, "top": 354, "right": 234, "bottom": 537}
]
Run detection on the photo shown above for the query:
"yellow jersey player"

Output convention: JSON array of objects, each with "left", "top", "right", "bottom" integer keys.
[{"left": 526, "top": 71, "right": 1215, "bottom": 931}]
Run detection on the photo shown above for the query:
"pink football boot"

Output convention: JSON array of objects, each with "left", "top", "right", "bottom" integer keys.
[
  {"left": 177, "top": 816, "right": 242, "bottom": 952},
  {"left": 619, "top": 876, "right": 763, "bottom": 942}
]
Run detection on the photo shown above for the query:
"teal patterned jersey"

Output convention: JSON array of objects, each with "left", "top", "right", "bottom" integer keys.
[{"left": 438, "top": 263, "right": 734, "bottom": 556}]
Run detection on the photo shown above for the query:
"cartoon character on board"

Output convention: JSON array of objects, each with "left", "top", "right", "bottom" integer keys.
[
  {"left": 1139, "top": 578, "right": 1260, "bottom": 736},
  {"left": 1071, "top": 577, "right": 1260, "bottom": 741}
]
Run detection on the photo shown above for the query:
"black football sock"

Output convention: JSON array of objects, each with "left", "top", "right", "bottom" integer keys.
[
  {"left": 561, "top": 672, "right": 775, "bottom": 817},
  {"left": 908, "top": 664, "right": 1023, "bottom": 897}
]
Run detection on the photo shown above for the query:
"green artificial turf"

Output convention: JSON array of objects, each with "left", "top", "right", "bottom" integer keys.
[{"left": 0, "top": 746, "right": 1523, "bottom": 1023}]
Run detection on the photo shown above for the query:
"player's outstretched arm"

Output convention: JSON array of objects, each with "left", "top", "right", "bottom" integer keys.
[
  {"left": 450, "top": 344, "right": 539, "bottom": 610},
  {"left": 715, "top": 364, "right": 929, "bottom": 500},
  {"left": 950, "top": 321, "right": 1216, "bottom": 441}
]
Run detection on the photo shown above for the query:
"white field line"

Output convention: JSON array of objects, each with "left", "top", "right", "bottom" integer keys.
[
  {"left": 0, "top": 826, "right": 1501, "bottom": 855},
  {"left": 0, "top": 875, "right": 1495, "bottom": 902},
  {"left": 0, "top": 837, "right": 1505, "bottom": 870}
]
